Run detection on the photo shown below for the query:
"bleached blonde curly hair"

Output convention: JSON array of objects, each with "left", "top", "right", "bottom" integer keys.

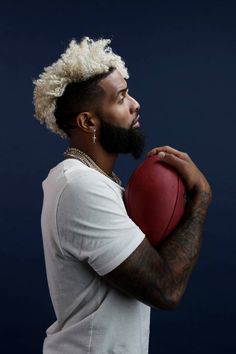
[{"left": 33, "top": 36, "right": 129, "bottom": 138}]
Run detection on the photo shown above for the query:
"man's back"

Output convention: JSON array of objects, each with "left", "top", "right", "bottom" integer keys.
[{"left": 41, "top": 158, "right": 150, "bottom": 354}]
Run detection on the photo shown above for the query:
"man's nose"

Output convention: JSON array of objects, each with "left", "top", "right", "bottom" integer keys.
[{"left": 130, "top": 96, "right": 140, "bottom": 115}]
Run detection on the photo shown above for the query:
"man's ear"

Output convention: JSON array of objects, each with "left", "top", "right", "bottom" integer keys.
[{"left": 76, "top": 112, "right": 96, "bottom": 133}]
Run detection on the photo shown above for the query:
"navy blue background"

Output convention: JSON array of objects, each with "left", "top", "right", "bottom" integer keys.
[{"left": 1, "top": 0, "right": 236, "bottom": 353}]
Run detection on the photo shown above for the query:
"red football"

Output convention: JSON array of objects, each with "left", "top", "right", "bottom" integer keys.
[{"left": 124, "top": 155, "right": 186, "bottom": 246}]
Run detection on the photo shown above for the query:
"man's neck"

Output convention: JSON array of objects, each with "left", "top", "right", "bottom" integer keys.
[{"left": 69, "top": 142, "right": 118, "bottom": 177}]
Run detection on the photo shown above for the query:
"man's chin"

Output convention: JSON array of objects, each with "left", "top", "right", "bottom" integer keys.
[{"left": 99, "top": 118, "right": 145, "bottom": 159}]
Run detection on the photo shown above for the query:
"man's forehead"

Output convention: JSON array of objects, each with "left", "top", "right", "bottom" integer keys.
[{"left": 99, "top": 69, "right": 127, "bottom": 96}]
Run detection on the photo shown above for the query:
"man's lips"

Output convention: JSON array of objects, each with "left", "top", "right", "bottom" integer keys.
[{"left": 133, "top": 115, "right": 140, "bottom": 128}]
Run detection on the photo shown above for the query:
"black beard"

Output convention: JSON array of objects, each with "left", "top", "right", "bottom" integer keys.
[{"left": 98, "top": 115, "right": 145, "bottom": 159}]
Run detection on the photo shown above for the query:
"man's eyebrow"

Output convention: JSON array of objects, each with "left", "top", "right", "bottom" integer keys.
[{"left": 114, "top": 86, "right": 128, "bottom": 99}]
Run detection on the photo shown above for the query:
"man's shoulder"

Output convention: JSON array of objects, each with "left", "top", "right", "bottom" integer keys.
[
  {"left": 62, "top": 159, "right": 124, "bottom": 196},
  {"left": 43, "top": 158, "right": 124, "bottom": 204}
]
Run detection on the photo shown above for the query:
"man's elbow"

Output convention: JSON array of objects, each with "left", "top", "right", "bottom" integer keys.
[
  {"left": 166, "top": 298, "right": 181, "bottom": 310},
  {"left": 154, "top": 300, "right": 180, "bottom": 311},
  {"left": 153, "top": 291, "right": 182, "bottom": 311}
]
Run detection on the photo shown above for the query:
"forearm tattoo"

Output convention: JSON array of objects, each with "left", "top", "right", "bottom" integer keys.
[
  {"left": 104, "top": 190, "right": 211, "bottom": 310},
  {"left": 158, "top": 190, "right": 211, "bottom": 304}
]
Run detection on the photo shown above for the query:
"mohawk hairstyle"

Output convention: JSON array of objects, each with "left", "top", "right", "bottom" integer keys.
[{"left": 33, "top": 37, "right": 129, "bottom": 138}]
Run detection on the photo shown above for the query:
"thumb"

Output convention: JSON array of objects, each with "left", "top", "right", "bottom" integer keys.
[
  {"left": 157, "top": 151, "right": 186, "bottom": 177},
  {"left": 157, "top": 151, "right": 184, "bottom": 170}
]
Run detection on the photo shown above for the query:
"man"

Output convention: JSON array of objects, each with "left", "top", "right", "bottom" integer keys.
[{"left": 33, "top": 37, "right": 212, "bottom": 354}]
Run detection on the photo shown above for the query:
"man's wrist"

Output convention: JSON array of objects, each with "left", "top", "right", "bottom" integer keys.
[{"left": 184, "top": 188, "right": 212, "bottom": 219}]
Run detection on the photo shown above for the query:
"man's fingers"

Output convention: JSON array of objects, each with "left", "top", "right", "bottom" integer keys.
[
  {"left": 157, "top": 152, "right": 191, "bottom": 186},
  {"left": 157, "top": 151, "right": 185, "bottom": 169},
  {"left": 147, "top": 146, "right": 186, "bottom": 157},
  {"left": 147, "top": 145, "right": 189, "bottom": 161},
  {"left": 146, "top": 146, "right": 210, "bottom": 193}
]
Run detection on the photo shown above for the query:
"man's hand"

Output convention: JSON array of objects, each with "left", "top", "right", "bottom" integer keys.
[{"left": 147, "top": 145, "right": 212, "bottom": 200}]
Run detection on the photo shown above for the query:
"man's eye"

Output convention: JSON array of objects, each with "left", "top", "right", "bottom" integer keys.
[
  {"left": 119, "top": 96, "right": 125, "bottom": 103},
  {"left": 119, "top": 92, "right": 129, "bottom": 103},
  {"left": 118, "top": 90, "right": 129, "bottom": 103}
]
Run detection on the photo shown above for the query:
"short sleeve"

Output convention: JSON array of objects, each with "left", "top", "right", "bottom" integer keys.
[{"left": 56, "top": 171, "right": 145, "bottom": 276}]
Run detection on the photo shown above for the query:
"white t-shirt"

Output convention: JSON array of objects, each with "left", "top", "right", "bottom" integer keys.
[{"left": 41, "top": 158, "right": 151, "bottom": 354}]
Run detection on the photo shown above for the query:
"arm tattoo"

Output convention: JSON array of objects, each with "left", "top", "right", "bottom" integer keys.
[
  {"left": 158, "top": 190, "right": 211, "bottom": 304},
  {"left": 104, "top": 190, "right": 211, "bottom": 310},
  {"left": 104, "top": 238, "right": 177, "bottom": 310}
]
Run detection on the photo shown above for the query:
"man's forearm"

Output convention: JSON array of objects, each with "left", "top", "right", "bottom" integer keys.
[{"left": 157, "top": 189, "right": 211, "bottom": 305}]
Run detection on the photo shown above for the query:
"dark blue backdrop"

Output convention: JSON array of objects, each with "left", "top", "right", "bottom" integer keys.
[{"left": 1, "top": 0, "right": 236, "bottom": 353}]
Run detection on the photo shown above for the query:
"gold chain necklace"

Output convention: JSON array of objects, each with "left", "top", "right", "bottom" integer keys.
[{"left": 64, "top": 147, "right": 122, "bottom": 186}]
